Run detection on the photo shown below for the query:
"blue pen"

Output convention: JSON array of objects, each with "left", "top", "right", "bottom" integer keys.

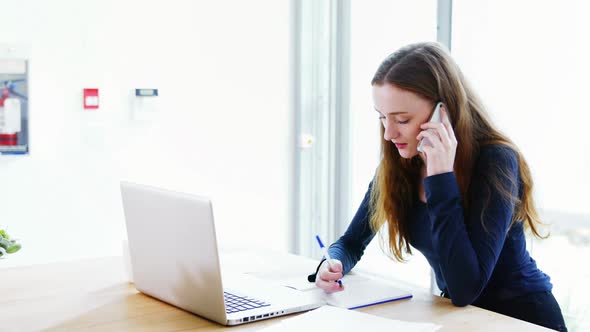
[{"left": 315, "top": 235, "right": 343, "bottom": 287}]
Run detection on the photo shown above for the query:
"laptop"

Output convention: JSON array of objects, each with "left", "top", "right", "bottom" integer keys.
[{"left": 120, "top": 181, "right": 323, "bottom": 326}]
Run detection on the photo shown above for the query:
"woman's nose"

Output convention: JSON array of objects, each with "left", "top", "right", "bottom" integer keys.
[{"left": 383, "top": 121, "right": 399, "bottom": 141}]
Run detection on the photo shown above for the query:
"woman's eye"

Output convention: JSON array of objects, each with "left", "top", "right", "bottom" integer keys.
[{"left": 397, "top": 120, "right": 409, "bottom": 124}]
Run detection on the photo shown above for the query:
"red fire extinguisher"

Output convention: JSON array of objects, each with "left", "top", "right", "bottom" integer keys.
[{"left": 0, "top": 87, "right": 18, "bottom": 146}]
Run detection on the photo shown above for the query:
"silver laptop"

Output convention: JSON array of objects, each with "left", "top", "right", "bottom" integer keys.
[{"left": 120, "top": 181, "right": 323, "bottom": 325}]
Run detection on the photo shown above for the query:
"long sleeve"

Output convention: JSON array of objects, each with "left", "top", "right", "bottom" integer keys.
[
  {"left": 328, "top": 181, "right": 376, "bottom": 275},
  {"left": 424, "top": 146, "right": 520, "bottom": 306}
]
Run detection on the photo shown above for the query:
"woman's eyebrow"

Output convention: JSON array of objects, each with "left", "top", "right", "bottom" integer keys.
[{"left": 374, "top": 107, "right": 408, "bottom": 115}]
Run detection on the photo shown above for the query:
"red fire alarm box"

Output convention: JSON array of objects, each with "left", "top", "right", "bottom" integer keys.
[
  {"left": 83, "top": 88, "right": 99, "bottom": 109},
  {"left": 0, "top": 133, "right": 18, "bottom": 146}
]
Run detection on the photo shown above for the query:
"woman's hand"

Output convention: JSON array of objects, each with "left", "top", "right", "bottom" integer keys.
[
  {"left": 315, "top": 259, "right": 344, "bottom": 293},
  {"left": 417, "top": 107, "right": 457, "bottom": 176}
]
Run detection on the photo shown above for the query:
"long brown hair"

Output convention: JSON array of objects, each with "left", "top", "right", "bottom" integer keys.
[{"left": 369, "top": 42, "right": 545, "bottom": 261}]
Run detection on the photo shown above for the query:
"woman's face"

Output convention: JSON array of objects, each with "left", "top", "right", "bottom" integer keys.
[{"left": 372, "top": 83, "right": 434, "bottom": 159}]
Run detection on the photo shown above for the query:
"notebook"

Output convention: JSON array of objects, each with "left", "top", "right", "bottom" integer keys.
[
  {"left": 247, "top": 271, "right": 412, "bottom": 309},
  {"left": 315, "top": 274, "right": 412, "bottom": 309}
]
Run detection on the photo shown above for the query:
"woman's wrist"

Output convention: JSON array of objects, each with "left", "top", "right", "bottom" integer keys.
[
  {"left": 426, "top": 170, "right": 454, "bottom": 178},
  {"left": 424, "top": 172, "right": 460, "bottom": 203}
]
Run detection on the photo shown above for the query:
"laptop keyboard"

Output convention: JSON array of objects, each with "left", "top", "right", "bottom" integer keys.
[{"left": 224, "top": 291, "right": 271, "bottom": 314}]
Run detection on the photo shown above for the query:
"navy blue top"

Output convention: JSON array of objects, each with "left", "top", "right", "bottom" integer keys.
[{"left": 328, "top": 145, "right": 552, "bottom": 306}]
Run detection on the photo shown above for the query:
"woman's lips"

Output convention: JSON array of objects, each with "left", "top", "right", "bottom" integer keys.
[{"left": 394, "top": 143, "right": 408, "bottom": 149}]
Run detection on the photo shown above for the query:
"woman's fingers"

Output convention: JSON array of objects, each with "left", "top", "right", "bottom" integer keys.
[
  {"left": 417, "top": 129, "right": 444, "bottom": 150},
  {"left": 441, "top": 108, "right": 457, "bottom": 144},
  {"left": 419, "top": 122, "right": 452, "bottom": 149},
  {"left": 315, "top": 260, "right": 344, "bottom": 293},
  {"left": 419, "top": 106, "right": 457, "bottom": 176},
  {"left": 326, "top": 259, "right": 343, "bottom": 273},
  {"left": 318, "top": 268, "right": 343, "bottom": 282},
  {"left": 318, "top": 260, "right": 343, "bottom": 282},
  {"left": 316, "top": 278, "right": 344, "bottom": 293}
]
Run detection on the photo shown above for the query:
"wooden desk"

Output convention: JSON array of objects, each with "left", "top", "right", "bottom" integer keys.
[{"left": 2, "top": 251, "right": 553, "bottom": 331}]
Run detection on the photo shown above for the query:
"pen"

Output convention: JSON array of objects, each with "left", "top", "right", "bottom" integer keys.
[{"left": 315, "top": 235, "right": 343, "bottom": 287}]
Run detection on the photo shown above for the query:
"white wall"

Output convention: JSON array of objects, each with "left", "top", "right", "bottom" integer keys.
[{"left": 0, "top": 0, "right": 292, "bottom": 267}]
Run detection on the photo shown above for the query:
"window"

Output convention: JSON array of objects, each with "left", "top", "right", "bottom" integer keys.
[
  {"left": 452, "top": 1, "right": 590, "bottom": 329},
  {"left": 293, "top": 0, "right": 351, "bottom": 258},
  {"left": 348, "top": 0, "right": 438, "bottom": 290}
]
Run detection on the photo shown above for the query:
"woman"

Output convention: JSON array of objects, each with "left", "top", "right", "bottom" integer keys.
[{"left": 311, "top": 42, "right": 567, "bottom": 331}]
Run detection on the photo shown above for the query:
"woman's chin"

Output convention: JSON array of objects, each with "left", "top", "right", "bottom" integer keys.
[{"left": 399, "top": 149, "right": 418, "bottom": 159}]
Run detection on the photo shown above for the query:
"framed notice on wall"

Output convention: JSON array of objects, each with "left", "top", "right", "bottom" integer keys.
[{"left": 0, "top": 59, "right": 28, "bottom": 155}]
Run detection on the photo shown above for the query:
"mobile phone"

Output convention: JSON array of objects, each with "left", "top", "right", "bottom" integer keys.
[{"left": 417, "top": 102, "right": 443, "bottom": 153}]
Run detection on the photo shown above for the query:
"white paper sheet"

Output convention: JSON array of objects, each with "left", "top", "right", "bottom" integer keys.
[{"left": 258, "top": 306, "right": 441, "bottom": 332}]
